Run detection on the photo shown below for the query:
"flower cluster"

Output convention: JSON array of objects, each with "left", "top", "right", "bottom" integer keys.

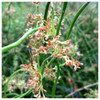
[
  {"left": 26, "top": 9, "right": 64, "bottom": 36},
  {"left": 43, "top": 65, "right": 61, "bottom": 81},
  {"left": 27, "top": 29, "right": 83, "bottom": 70},
  {"left": 20, "top": 11, "right": 83, "bottom": 98},
  {"left": 21, "top": 62, "right": 45, "bottom": 98},
  {"left": 21, "top": 61, "right": 58, "bottom": 97},
  {"left": 3, "top": 74, "right": 24, "bottom": 93}
]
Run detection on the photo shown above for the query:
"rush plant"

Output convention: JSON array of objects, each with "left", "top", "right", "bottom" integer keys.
[{"left": 2, "top": 2, "right": 89, "bottom": 98}]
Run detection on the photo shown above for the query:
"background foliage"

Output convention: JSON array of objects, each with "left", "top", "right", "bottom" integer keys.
[{"left": 2, "top": 2, "right": 98, "bottom": 98}]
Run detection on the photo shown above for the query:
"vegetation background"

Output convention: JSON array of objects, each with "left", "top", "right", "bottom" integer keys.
[{"left": 2, "top": 2, "right": 98, "bottom": 98}]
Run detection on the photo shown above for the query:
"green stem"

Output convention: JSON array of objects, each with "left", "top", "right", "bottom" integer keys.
[
  {"left": 41, "top": 55, "right": 52, "bottom": 75},
  {"left": 2, "top": 27, "right": 40, "bottom": 53},
  {"left": 4, "top": 69, "right": 22, "bottom": 98},
  {"left": 3, "top": 93, "right": 19, "bottom": 98},
  {"left": 40, "top": 55, "right": 53, "bottom": 98},
  {"left": 47, "top": 57, "right": 55, "bottom": 68},
  {"left": 37, "top": 55, "right": 40, "bottom": 69},
  {"left": 56, "top": 2, "right": 68, "bottom": 35},
  {"left": 40, "top": 57, "right": 56, "bottom": 98},
  {"left": 13, "top": 88, "right": 33, "bottom": 98},
  {"left": 44, "top": 2, "right": 50, "bottom": 21},
  {"left": 7, "top": 3, "right": 12, "bottom": 44},
  {"left": 66, "top": 2, "right": 89, "bottom": 40},
  {"left": 52, "top": 58, "right": 60, "bottom": 98},
  {"left": 59, "top": 62, "right": 65, "bottom": 67},
  {"left": 20, "top": 71, "right": 25, "bottom": 94},
  {"left": 51, "top": 3, "right": 54, "bottom": 25}
]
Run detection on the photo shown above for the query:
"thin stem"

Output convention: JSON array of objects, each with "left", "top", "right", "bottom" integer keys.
[
  {"left": 4, "top": 69, "right": 22, "bottom": 98},
  {"left": 66, "top": 2, "right": 89, "bottom": 40},
  {"left": 40, "top": 56, "right": 53, "bottom": 93},
  {"left": 2, "top": 27, "right": 41, "bottom": 53},
  {"left": 56, "top": 2, "right": 68, "bottom": 35},
  {"left": 2, "top": 93, "right": 19, "bottom": 98},
  {"left": 40, "top": 55, "right": 53, "bottom": 98},
  {"left": 41, "top": 55, "right": 52, "bottom": 75},
  {"left": 44, "top": 2, "right": 50, "bottom": 21},
  {"left": 20, "top": 71, "right": 25, "bottom": 94},
  {"left": 37, "top": 55, "right": 40, "bottom": 69},
  {"left": 28, "top": 48, "right": 33, "bottom": 67},
  {"left": 51, "top": 2, "right": 54, "bottom": 24},
  {"left": 59, "top": 62, "right": 65, "bottom": 67},
  {"left": 52, "top": 58, "right": 60, "bottom": 98},
  {"left": 66, "top": 82, "right": 98, "bottom": 97},
  {"left": 13, "top": 88, "right": 33, "bottom": 98},
  {"left": 47, "top": 57, "right": 55, "bottom": 68},
  {"left": 7, "top": 3, "right": 12, "bottom": 44},
  {"left": 50, "top": 3, "right": 56, "bottom": 36}
]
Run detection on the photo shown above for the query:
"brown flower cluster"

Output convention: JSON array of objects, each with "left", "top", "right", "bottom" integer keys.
[
  {"left": 21, "top": 62, "right": 46, "bottom": 98},
  {"left": 20, "top": 12, "right": 83, "bottom": 98}
]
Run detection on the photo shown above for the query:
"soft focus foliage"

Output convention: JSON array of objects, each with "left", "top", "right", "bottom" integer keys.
[{"left": 2, "top": 2, "right": 98, "bottom": 98}]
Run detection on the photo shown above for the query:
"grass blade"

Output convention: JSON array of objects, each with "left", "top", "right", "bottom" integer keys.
[
  {"left": 2, "top": 26, "right": 43, "bottom": 53},
  {"left": 52, "top": 58, "right": 60, "bottom": 98},
  {"left": 66, "top": 2, "right": 89, "bottom": 40},
  {"left": 4, "top": 69, "right": 22, "bottom": 98},
  {"left": 44, "top": 2, "right": 50, "bottom": 21},
  {"left": 13, "top": 88, "right": 33, "bottom": 98},
  {"left": 56, "top": 2, "right": 68, "bottom": 35}
]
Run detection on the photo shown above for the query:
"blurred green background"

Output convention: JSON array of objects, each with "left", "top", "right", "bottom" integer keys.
[{"left": 2, "top": 2, "right": 98, "bottom": 98}]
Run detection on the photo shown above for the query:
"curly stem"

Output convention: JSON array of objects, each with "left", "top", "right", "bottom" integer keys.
[
  {"left": 4, "top": 69, "right": 22, "bottom": 98},
  {"left": 2, "top": 27, "right": 40, "bottom": 53}
]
